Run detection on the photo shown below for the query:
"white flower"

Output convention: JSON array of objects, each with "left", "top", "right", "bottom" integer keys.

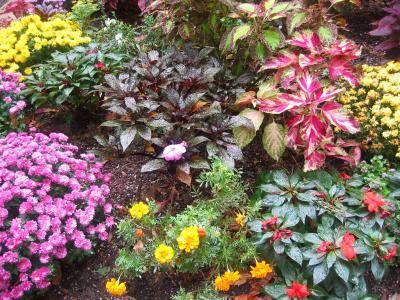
[{"left": 115, "top": 33, "right": 123, "bottom": 44}]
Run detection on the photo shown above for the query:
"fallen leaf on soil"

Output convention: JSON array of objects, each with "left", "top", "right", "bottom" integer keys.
[
  {"left": 176, "top": 168, "right": 192, "bottom": 186},
  {"left": 233, "top": 273, "right": 251, "bottom": 286},
  {"left": 108, "top": 231, "right": 113, "bottom": 242}
]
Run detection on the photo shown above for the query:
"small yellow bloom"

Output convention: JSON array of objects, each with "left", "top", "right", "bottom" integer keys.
[
  {"left": 223, "top": 271, "right": 240, "bottom": 284},
  {"left": 24, "top": 67, "right": 32, "bottom": 75},
  {"left": 129, "top": 201, "right": 149, "bottom": 219},
  {"left": 250, "top": 260, "right": 273, "bottom": 279},
  {"left": 105, "top": 278, "right": 127, "bottom": 297},
  {"left": 235, "top": 212, "right": 245, "bottom": 227},
  {"left": 176, "top": 226, "right": 200, "bottom": 253},
  {"left": 155, "top": 244, "right": 175, "bottom": 264},
  {"left": 214, "top": 276, "right": 230, "bottom": 292}
]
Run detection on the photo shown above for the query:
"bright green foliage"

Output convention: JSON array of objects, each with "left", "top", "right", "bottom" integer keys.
[
  {"left": 64, "top": 0, "right": 101, "bottom": 29},
  {"left": 114, "top": 159, "right": 257, "bottom": 279},
  {"left": 250, "top": 169, "right": 398, "bottom": 299},
  {"left": 172, "top": 286, "right": 224, "bottom": 300},
  {"left": 22, "top": 43, "right": 124, "bottom": 113}
]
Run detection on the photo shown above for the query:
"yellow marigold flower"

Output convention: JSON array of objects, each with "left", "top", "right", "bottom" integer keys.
[
  {"left": 214, "top": 276, "right": 230, "bottom": 292},
  {"left": 105, "top": 278, "right": 127, "bottom": 297},
  {"left": 176, "top": 226, "right": 200, "bottom": 253},
  {"left": 24, "top": 68, "right": 32, "bottom": 75},
  {"left": 250, "top": 261, "right": 273, "bottom": 279},
  {"left": 235, "top": 212, "right": 245, "bottom": 227},
  {"left": 223, "top": 271, "right": 240, "bottom": 284},
  {"left": 155, "top": 244, "right": 174, "bottom": 264},
  {"left": 129, "top": 201, "right": 149, "bottom": 219}
]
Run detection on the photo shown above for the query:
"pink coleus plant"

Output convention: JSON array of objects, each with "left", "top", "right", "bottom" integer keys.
[
  {"left": 258, "top": 72, "right": 361, "bottom": 171},
  {"left": 260, "top": 31, "right": 361, "bottom": 88}
]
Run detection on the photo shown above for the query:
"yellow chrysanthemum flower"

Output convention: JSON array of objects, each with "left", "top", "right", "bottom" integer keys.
[
  {"left": 250, "top": 260, "right": 273, "bottom": 279},
  {"left": 176, "top": 226, "right": 200, "bottom": 253},
  {"left": 155, "top": 244, "right": 175, "bottom": 264},
  {"left": 129, "top": 201, "right": 149, "bottom": 219},
  {"left": 223, "top": 271, "right": 240, "bottom": 284},
  {"left": 105, "top": 278, "right": 127, "bottom": 297},
  {"left": 214, "top": 276, "right": 231, "bottom": 292},
  {"left": 24, "top": 68, "right": 32, "bottom": 75},
  {"left": 339, "top": 61, "right": 400, "bottom": 160}
]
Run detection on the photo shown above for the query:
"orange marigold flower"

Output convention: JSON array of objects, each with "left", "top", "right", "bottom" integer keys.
[
  {"left": 106, "top": 278, "right": 127, "bottom": 297},
  {"left": 135, "top": 228, "right": 144, "bottom": 238},
  {"left": 250, "top": 260, "right": 273, "bottom": 279}
]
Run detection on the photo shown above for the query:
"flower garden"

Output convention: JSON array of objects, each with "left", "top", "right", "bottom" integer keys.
[{"left": 1, "top": 0, "right": 400, "bottom": 299}]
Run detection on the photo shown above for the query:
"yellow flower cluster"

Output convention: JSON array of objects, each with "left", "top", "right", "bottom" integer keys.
[
  {"left": 339, "top": 61, "right": 400, "bottom": 159},
  {"left": 214, "top": 271, "right": 240, "bottom": 292},
  {"left": 235, "top": 212, "right": 245, "bottom": 227},
  {"left": 176, "top": 226, "right": 200, "bottom": 253},
  {"left": 129, "top": 201, "right": 149, "bottom": 219},
  {"left": 0, "top": 15, "right": 91, "bottom": 72},
  {"left": 155, "top": 244, "right": 175, "bottom": 264},
  {"left": 105, "top": 278, "right": 127, "bottom": 297},
  {"left": 250, "top": 260, "right": 273, "bottom": 279}
]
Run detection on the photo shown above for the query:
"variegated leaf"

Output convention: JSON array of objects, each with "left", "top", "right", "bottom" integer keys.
[{"left": 262, "top": 121, "right": 287, "bottom": 161}]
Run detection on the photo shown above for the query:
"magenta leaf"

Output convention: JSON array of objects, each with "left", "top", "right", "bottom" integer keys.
[
  {"left": 304, "top": 150, "right": 325, "bottom": 172},
  {"left": 287, "top": 32, "right": 321, "bottom": 53},
  {"left": 297, "top": 72, "right": 322, "bottom": 95},
  {"left": 321, "top": 102, "right": 360, "bottom": 134}
]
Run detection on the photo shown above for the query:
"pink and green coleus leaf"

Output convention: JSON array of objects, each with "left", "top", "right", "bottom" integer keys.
[
  {"left": 287, "top": 32, "right": 322, "bottom": 53},
  {"left": 260, "top": 50, "right": 298, "bottom": 71},
  {"left": 297, "top": 72, "right": 322, "bottom": 95},
  {"left": 302, "top": 114, "right": 327, "bottom": 157},
  {"left": 328, "top": 57, "right": 359, "bottom": 86},
  {"left": 304, "top": 150, "right": 326, "bottom": 172},
  {"left": 321, "top": 102, "right": 360, "bottom": 134},
  {"left": 258, "top": 93, "right": 304, "bottom": 114}
]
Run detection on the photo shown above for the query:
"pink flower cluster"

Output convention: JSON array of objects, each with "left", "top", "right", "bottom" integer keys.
[
  {"left": 0, "top": 69, "right": 26, "bottom": 116},
  {"left": 0, "top": 129, "right": 113, "bottom": 299}
]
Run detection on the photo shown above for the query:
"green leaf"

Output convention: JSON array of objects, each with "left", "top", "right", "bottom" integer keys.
[
  {"left": 262, "top": 29, "right": 283, "bottom": 50},
  {"left": 237, "top": 3, "right": 257, "bottom": 14},
  {"left": 272, "top": 170, "right": 290, "bottom": 188},
  {"left": 263, "top": 194, "right": 286, "bottom": 206},
  {"left": 318, "top": 25, "right": 335, "bottom": 44},
  {"left": 273, "top": 241, "right": 285, "bottom": 254},
  {"left": 263, "top": 0, "right": 276, "bottom": 10},
  {"left": 95, "top": 266, "right": 110, "bottom": 276},
  {"left": 262, "top": 121, "right": 287, "bottom": 161},
  {"left": 255, "top": 42, "right": 267, "bottom": 61},
  {"left": 270, "top": 2, "right": 295, "bottom": 15},
  {"left": 264, "top": 284, "right": 286, "bottom": 298},
  {"left": 335, "top": 260, "right": 350, "bottom": 282},
  {"left": 287, "top": 12, "right": 307, "bottom": 35},
  {"left": 313, "top": 262, "right": 329, "bottom": 284},
  {"left": 286, "top": 245, "right": 303, "bottom": 265},
  {"left": 303, "top": 233, "right": 323, "bottom": 244},
  {"left": 327, "top": 251, "right": 336, "bottom": 269},
  {"left": 233, "top": 108, "right": 265, "bottom": 148},
  {"left": 248, "top": 220, "right": 262, "bottom": 233},
  {"left": 232, "top": 24, "right": 251, "bottom": 45},
  {"left": 100, "top": 120, "right": 121, "bottom": 127},
  {"left": 371, "top": 258, "right": 385, "bottom": 280},
  {"left": 220, "top": 30, "right": 234, "bottom": 53}
]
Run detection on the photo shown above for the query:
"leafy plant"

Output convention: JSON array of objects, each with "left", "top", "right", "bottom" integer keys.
[
  {"left": 63, "top": 0, "right": 101, "bottom": 29},
  {"left": 249, "top": 169, "right": 398, "bottom": 299},
  {"left": 97, "top": 47, "right": 249, "bottom": 184},
  {"left": 369, "top": 1, "right": 400, "bottom": 51},
  {"left": 114, "top": 159, "right": 257, "bottom": 279},
  {"left": 233, "top": 31, "right": 361, "bottom": 171},
  {"left": 22, "top": 43, "right": 124, "bottom": 117}
]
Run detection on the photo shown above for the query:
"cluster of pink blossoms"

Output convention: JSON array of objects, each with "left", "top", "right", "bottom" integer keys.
[
  {"left": 0, "top": 129, "right": 114, "bottom": 299},
  {"left": 0, "top": 69, "right": 26, "bottom": 115}
]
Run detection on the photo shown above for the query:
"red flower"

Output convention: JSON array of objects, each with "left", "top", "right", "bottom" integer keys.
[
  {"left": 340, "top": 232, "right": 356, "bottom": 260},
  {"left": 339, "top": 172, "right": 351, "bottom": 180},
  {"left": 316, "top": 241, "right": 332, "bottom": 254},
  {"left": 261, "top": 216, "right": 278, "bottom": 231},
  {"left": 95, "top": 62, "right": 106, "bottom": 69},
  {"left": 313, "top": 191, "right": 327, "bottom": 199},
  {"left": 286, "top": 282, "right": 310, "bottom": 298},
  {"left": 380, "top": 209, "right": 391, "bottom": 219},
  {"left": 384, "top": 245, "right": 397, "bottom": 261},
  {"left": 363, "top": 191, "right": 385, "bottom": 213},
  {"left": 272, "top": 229, "right": 293, "bottom": 241}
]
